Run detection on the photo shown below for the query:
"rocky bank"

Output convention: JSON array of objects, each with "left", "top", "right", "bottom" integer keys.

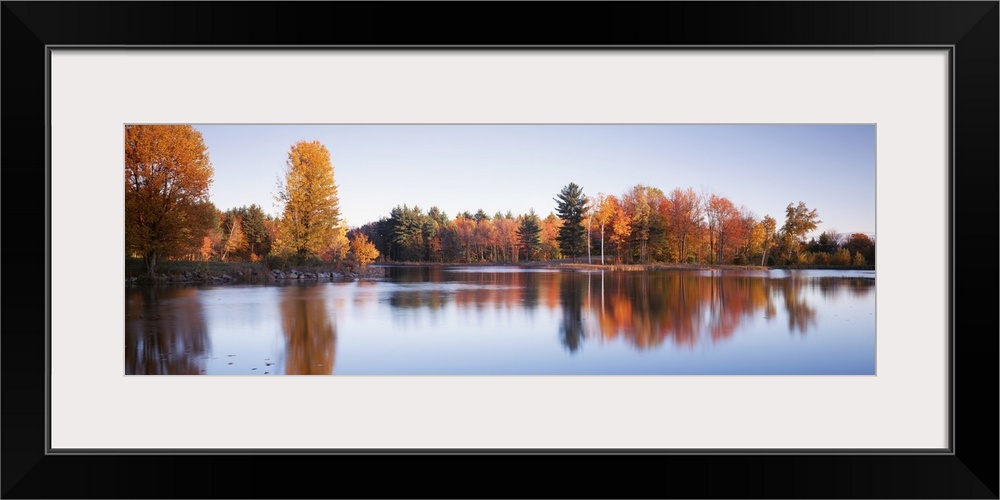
[{"left": 127, "top": 266, "right": 386, "bottom": 285}]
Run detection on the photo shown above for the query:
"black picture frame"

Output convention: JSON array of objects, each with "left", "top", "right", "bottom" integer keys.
[{"left": 3, "top": 2, "right": 997, "bottom": 498}]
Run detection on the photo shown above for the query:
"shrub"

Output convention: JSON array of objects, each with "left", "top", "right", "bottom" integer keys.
[
  {"left": 852, "top": 252, "right": 866, "bottom": 266},
  {"left": 830, "top": 248, "right": 852, "bottom": 266}
]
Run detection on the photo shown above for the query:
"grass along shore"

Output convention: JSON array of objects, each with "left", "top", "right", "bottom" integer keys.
[
  {"left": 126, "top": 257, "right": 873, "bottom": 284},
  {"left": 125, "top": 258, "right": 385, "bottom": 284}
]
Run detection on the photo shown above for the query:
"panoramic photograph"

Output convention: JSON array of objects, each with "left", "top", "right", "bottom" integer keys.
[{"left": 125, "top": 124, "right": 876, "bottom": 375}]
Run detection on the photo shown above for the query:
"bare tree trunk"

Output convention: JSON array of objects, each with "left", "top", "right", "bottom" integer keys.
[
  {"left": 587, "top": 216, "right": 592, "bottom": 264},
  {"left": 144, "top": 252, "right": 158, "bottom": 276},
  {"left": 600, "top": 225, "right": 605, "bottom": 265},
  {"left": 221, "top": 218, "right": 239, "bottom": 262},
  {"left": 679, "top": 234, "right": 686, "bottom": 264}
]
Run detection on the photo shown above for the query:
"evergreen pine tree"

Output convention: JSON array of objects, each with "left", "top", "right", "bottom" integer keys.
[
  {"left": 517, "top": 210, "right": 542, "bottom": 261},
  {"left": 554, "top": 182, "right": 588, "bottom": 260}
]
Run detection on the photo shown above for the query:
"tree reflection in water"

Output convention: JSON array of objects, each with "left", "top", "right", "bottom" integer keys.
[
  {"left": 816, "top": 276, "right": 876, "bottom": 300},
  {"left": 125, "top": 286, "right": 209, "bottom": 375},
  {"left": 126, "top": 268, "right": 874, "bottom": 375},
  {"left": 774, "top": 276, "right": 817, "bottom": 334},
  {"left": 384, "top": 268, "right": 872, "bottom": 352},
  {"left": 584, "top": 271, "right": 871, "bottom": 350},
  {"left": 558, "top": 272, "right": 585, "bottom": 353},
  {"left": 280, "top": 285, "right": 337, "bottom": 375}
]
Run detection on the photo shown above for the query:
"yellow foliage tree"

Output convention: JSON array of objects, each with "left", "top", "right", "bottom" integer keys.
[
  {"left": 759, "top": 215, "right": 778, "bottom": 266},
  {"left": 223, "top": 216, "right": 247, "bottom": 261},
  {"left": 830, "top": 248, "right": 852, "bottom": 266},
  {"left": 125, "top": 125, "right": 214, "bottom": 275},
  {"left": 781, "top": 201, "right": 822, "bottom": 263},
  {"left": 592, "top": 193, "right": 617, "bottom": 265},
  {"left": 350, "top": 233, "right": 379, "bottom": 268},
  {"left": 274, "top": 140, "right": 346, "bottom": 259},
  {"left": 323, "top": 226, "right": 350, "bottom": 262},
  {"left": 852, "top": 252, "right": 866, "bottom": 266}
]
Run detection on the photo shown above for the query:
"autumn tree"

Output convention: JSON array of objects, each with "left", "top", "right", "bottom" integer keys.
[
  {"left": 438, "top": 222, "right": 463, "bottom": 263},
  {"left": 539, "top": 213, "right": 563, "bottom": 260},
  {"left": 517, "top": 210, "right": 542, "bottom": 261},
  {"left": 222, "top": 214, "right": 247, "bottom": 261},
  {"left": 622, "top": 185, "right": 667, "bottom": 263},
  {"left": 494, "top": 212, "right": 519, "bottom": 262},
  {"left": 622, "top": 186, "right": 651, "bottom": 263},
  {"left": 473, "top": 210, "right": 493, "bottom": 262},
  {"left": 350, "top": 233, "right": 380, "bottom": 268},
  {"left": 421, "top": 207, "right": 447, "bottom": 262},
  {"left": 187, "top": 201, "right": 223, "bottom": 261},
  {"left": 554, "top": 182, "right": 588, "bottom": 261},
  {"left": 830, "top": 248, "right": 852, "bottom": 266},
  {"left": 705, "top": 194, "right": 740, "bottom": 264},
  {"left": 199, "top": 236, "right": 214, "bottom": 263},
  {"left": 666, "top": 188, "right": 702, "bottom": 263},
  {"left": 593, "top": 194, "right": 617, "bottom": 265},
  {"left": 780, "top": 201, "right": 822, "bottom": 263},
  {"left": 352, "top": 218, "right": 393, "bottom": 262},
  {"left": 274, "top": 140, "right": 347, "bottom": 260},
  {"left": 734, "top": 206, "right": 757, "bottom": 264},
  {"left": 454, "top": 214, "right": 477, "bottom": 262},
  {"left": 844, "top": 233, "right": 875, "bottom": 265},
  {"left": 759, "top": 215, "right": 777, "bottom": 266},
  {"left": 606, "top": 196, "right": 632, "bottom": 264},
  {"left": 125, "top": 125, "right": 214, "bottom": 276},
  {"left": 852, "top": 252, "right": 867, "bottom": 266},
  {"left": 193, "top": 204, "right": 224, "bottom": 263},
  {"left": 748, "top": 220, "right": 767, "bottom": 265}
]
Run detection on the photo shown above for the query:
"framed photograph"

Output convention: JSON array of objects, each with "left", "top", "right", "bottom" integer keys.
[{"left": 4, "top": 2, "right": 996, "bottom": 498}]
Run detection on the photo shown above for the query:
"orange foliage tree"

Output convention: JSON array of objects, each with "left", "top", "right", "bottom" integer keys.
[
  {"left": 666, "top": 188, "right": 702, "bottom": 263},
  {"left": 125, "top": 125, "right": 214, "bottom": 275},
  {"left": 350, "top": 233, "right": 380, "bottom": 268},
  {"left": 222, "top": 215, "right": 247, "bottom": 261},
  {"left": 606, "top": 196, "right": 631, "bottom": 264},
  {"left": 274, "top": 140, "right": 347, "bottom": 260},
  {"left": 539, "top": 213, "right": 564, "bottom": 261}
]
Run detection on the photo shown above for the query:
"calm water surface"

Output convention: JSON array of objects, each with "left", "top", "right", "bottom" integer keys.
[{"left": 125, "top": 267, "right": 875, "bottom": 375}]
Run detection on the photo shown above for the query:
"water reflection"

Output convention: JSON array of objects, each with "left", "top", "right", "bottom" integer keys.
[
  {"left": 558, "top": 272, "right": 585, "bottom": 353},
  {"left": 279, "top": 286, "right": 337, "bottom": 375},
  {"left": 385, "top": 267, "right": 873, "bottom": 351},
  {"left": 775, "top": 277, "right": 818, "bottom": 334},
  {"left": 125, "top": 267, "right": 875, "bottom": 375},
  {"left": 125, "top": 287, "right": 209, "bottom": 374},
  {"left": 816, "top": 276, "right": 876, "bottom": 299},
  {"left": 591, "top": 272, "right": 760, "bottom": 349}
]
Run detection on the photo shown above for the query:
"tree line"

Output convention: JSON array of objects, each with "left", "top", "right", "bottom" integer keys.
[
  {"left": 125, "top": 125, "right": 873, "bottom": 276},
  {"left": 351, "top": 183, "right": 874, "bottom": 267}
]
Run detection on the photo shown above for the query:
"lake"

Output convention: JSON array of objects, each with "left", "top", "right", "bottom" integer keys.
[{"left": 125, "top": 266, "right": 875, "bottom": 375}]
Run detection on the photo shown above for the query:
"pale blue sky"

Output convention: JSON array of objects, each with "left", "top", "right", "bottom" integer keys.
[{"left": 194, "top": 124, "right": 876, "bottom": 237}]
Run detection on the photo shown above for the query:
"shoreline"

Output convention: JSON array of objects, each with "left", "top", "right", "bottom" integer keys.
[
  {"left": 126, "top": 259, "right": 874, "bottom": 285},
  {"left": 125, "top": 264, "right": 387, "bottom": 285},
  {"left": 376, "top": 260, "right": 874, "bottom": 272}
]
